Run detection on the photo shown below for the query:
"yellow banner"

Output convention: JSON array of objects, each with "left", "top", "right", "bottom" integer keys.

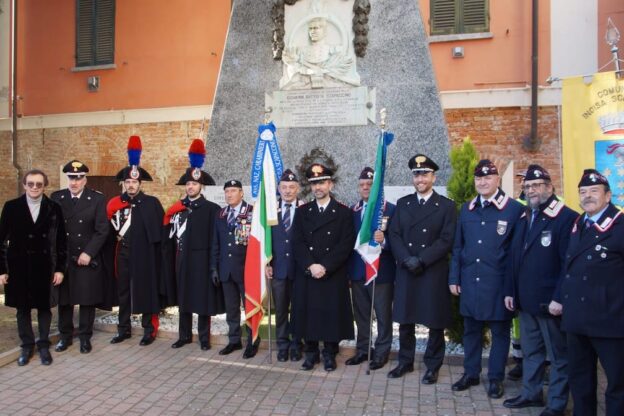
[{"left": 562, "top": 71, "right": 624, "bottom": 212}]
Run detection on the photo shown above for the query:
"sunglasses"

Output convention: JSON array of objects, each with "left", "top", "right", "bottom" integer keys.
[{"left": 26, "top": 182, "right": 45, "bottom": 189}]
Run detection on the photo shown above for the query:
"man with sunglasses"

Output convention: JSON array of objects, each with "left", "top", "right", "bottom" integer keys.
[
  {"left": 51, "top": 160, "right": 109, "bottom": 354},
  {"left": 0, "top": 169, "right": 67, "bottom": 366},
  {"left": 503, "top": 165, "right": 576, "bottom": 416}
]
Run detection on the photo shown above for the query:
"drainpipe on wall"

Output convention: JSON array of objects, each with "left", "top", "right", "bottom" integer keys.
[
  {"left": 11, "top": 0, "right": 22, "bottom": 195},
  {"left": 524, "top": 0, "right": 541, "bottom": 151}
]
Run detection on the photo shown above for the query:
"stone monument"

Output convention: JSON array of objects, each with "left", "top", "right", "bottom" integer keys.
[{"left": 206, "top": 0, "right": 450, "bottom": 203}]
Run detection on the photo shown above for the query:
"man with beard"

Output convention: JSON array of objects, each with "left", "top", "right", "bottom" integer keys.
[
  {"left": 266, "top": 169, "right": 304, "bottom": 362},
  {"left": 0, "top": 169, "right": 66, "bottom": 366},
  {"left": 503, "top": 165, "right": 576, "bottom": 416},
  {"left": 164, "top": 139, "right": 224, "bottom": 351},
  {"left": 561, "top": 169, "right": 624, "bottom": 416},
  {"left": 449, "top": 159, "right": 524, "bottom": 398},
  {"left": 107, "top": 136, "right": 164, "bottom": 346},
  {"left": 292, "top": 163, "right": 355, "bottom": 371},
  {"left": 210, "top": 180, "right": 259, "bottom": 358},
  {"left": 346, "top": 167, "right": 396, "bottom": 371},
  {"left": 387, "top": 155, "right": 456, "bottom": 382},
  {"left": 51, "top": 160, "right": 109, "bottom": 354}
]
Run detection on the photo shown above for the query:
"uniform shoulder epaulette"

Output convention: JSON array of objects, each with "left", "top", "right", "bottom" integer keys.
[
  {"left": 542, "top": 198, "right": 565, "bottom": 218},
  {"left": 468, "top": 195, "right": 479, "bottom": 211},
  {"left": 92, "top": 189, "right": 103, "bottom": 195},
  {"left": 595, "top": 210, "right": 623, "bottom": 233}
]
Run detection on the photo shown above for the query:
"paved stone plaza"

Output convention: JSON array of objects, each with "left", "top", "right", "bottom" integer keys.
[{"left": 0, "top": 331, "right": 607, "bottom": 415}]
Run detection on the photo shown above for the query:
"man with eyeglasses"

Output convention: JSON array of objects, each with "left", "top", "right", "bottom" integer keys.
[
  {"left": 560, "top": 169, "right": 624, "bottom": 416},
  {"left": 503, "top": 165, "right": 576, "bottom": 416},
  {"left": 0, "top": 169, "right": 67, "bottom": 366},
  {"left": 51, "top": 160, "right": 109, "bottom": 354}
]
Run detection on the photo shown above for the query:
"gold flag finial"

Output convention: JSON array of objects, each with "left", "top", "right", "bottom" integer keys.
[{"left": 380, "top": 108, "right": 387, "bottom": 130}]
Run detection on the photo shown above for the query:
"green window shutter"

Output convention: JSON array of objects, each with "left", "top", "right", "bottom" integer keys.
[
  {"left": 461, "top": 0, "right": 489, "bottom": 33},
  {"left": 76, "top": 0, "right": 95, "bottom": 67},
  {"left": 95, "top": 0, "right": 115, "bottom": 65},
  {"left": 430, "top": 0, "right": 457, "bottom": 35},
  {"left": 76, "top": 0, "right": 115, "bottom": 67}
]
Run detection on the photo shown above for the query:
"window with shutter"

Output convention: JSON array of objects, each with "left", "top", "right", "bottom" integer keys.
[
  {"left": 430, "top": 0, "right": 489, "bottom": 36},
  {"left": 76, "top": 0, "right": 115, "bottom": 67}
]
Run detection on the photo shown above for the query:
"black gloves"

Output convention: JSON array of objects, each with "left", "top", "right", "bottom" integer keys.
[
  {"left": 402, "top": 256, "right": 424, "bottom": 276},
  {"left": 210, "top": 269, "right": 220, "bottom": 286}
]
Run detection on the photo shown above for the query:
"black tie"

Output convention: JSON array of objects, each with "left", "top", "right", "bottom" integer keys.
[
  {"left": 319, "top": 206, "right": 324, "bottom": 214},
  {"left": 283, "top": 203, "right": 292, "bottom": 230},
  {"left": 419, "top": 198, "right": 425, "bottom": 206},
  {"left": 72, "top": 197, "right": 79, "bottom": 206},
  {"left": 530, "top": 209, "right": 539, "bottom": 228},
  {"left": 227, "top": 208, "right": 236, "bottom": 227},
  {"left": 483, "top": 200, "right": 490, "bottom": 208},
  {"left": 583, "top": 218, "right": 594, "bottom": 234}
]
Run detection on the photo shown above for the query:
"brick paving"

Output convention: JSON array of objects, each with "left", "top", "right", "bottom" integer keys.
[{"left": 0, "top": 331, "right": 606, "bottom": 415}]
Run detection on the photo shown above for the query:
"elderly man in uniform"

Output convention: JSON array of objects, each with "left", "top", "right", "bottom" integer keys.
[
  {"left": 210, "top": 180, "right": 259, "bottom": 359},
  {"left": 387, "top": 155, "right": 456, "bottom": 382},
  {"left": 346, "top": 167, "right": 396, "bottom": 370},
  {"left": 561, "top": 169, "right": 624, "bottom": 416},
  {"left": 163, "top": 139, "right": 224, "bottom": 351},
  {"left": 292, "top": 163, "right": 355, "bottom": 371},
  {"left": 449, "top": 159, "right": 524, "bottom": 398},
  {"left": 503, "top": 165, "right": 576, "bottom": 416},
  {"left": 0, "top": 169, "right": 66, "bottom": 366},
  {"left": 107, "top": 136, "right": 164, "bottom": 346},
  {"left": 266, "top": 169, "right": 303, "bottom": 362},
  {"left": 51, "top": 160, "right": 109, "bottom": 354}
]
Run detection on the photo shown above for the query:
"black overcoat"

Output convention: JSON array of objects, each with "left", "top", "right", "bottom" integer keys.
[
  {"left": 292, "top": 198, "right": 355, "bottom": 342},
  {"left": 162, "top": 196, "right": 225, "bottom": 315},
  {"left": 0, "top": 195, "right": 67, "bottom": 309},
  {"left": 389, "top": 191, "right": 456, "bottom": 328},
  {"left": 51, "top": 187, "right": 109, "bottom": 306}
]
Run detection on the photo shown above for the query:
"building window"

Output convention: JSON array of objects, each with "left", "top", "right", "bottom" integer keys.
[
  {"left": 75, "top": 0, "right": 115, "bottom": 67},
  {"left": 430, "top": 0, "right": 489, "bottom": 36}
]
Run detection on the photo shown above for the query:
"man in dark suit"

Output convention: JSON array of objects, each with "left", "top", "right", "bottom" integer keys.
[
  {"left": 387, "top": 155, "right": 456, "bottom": 382},
  {"left": 449, "top": 159, "right": 524, "bottom": 398},
  {"left": 561, "top": 169, "right": 624, "bottom": 416},
  {"left": 292, "top": 163, "right": 355, "bottom": 371},
  {"left": 0, "top": 169, "right": 67, "bottom": 366},
  {"left": 51, "top": 160, "right": 109, "bottom": 354},
  {"left": 163, "top": 139, "right": 224, "bottom": 351},
  {"left": 346, "top": 167, "right": 396, "bottom": 370},
  {"left": 107, "top": 136, "right": 164, "bottom": 346},
  {"left": 266, "top": 169, "right": 303, "bottom": 362},
  {"left": 503, "top": 165, "right": 576, "bottom": 416},
  {"left": 210, "top": 180, "right": 259, "bottom": 359}
]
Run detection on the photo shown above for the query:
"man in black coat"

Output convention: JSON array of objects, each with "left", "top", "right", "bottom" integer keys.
[
  {"left": 387, "top": 155, "right": 456, "bottom": 382},
  {"left": 163, "top": 140, "right": 224, "bottom": 351},
  {"left": 210, "top": 180, "right": 259, "bottom": 359},
  {"left": 266, "top": 169, "right": 303, "bottom": 362},
  {"left": 107, "top": 136, "right": 164, "bottom": 346},
  {"left": 346, "top": 167, "right": 396, "bottom": 370},
  {"left": 561, "top": 169, "right": 624, "bottom": 416},
  {"left": 503, "top": 165, "right": 576, "bottom": 416},
  {"left": 292, "top": 163, "right": 355, "bottom": 372},
  {"left": 0, "top": 169, "right": 67, "bottom": 366},
  {"left": 51, "top": 160, "right": 109, "bottom": 354}
]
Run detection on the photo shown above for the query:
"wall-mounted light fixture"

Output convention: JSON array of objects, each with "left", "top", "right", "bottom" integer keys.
[
  {"left": 87, "top": 76, "right": 99, "bottom": 92},
  {"left": 452, "top": 46, "right": 464, "bottom": 58}
]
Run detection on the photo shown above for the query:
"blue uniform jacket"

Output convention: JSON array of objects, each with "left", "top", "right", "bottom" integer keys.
[
  {"left": 561, "top": 203, "right": 624, "bottom": 338},
  {"left": 347, "top": 200, "right": 396, "bottom": 284},
  {"left": 506, "top": 195, "right": 577, "bottom": 315},
  {"left": 270, "top": 199, "right": 302, "bottom": 280},
  {"left": 449, "top": 189, "right": 523, "bottom": 321}
]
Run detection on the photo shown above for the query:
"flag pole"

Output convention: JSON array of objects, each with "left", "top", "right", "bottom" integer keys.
[
  {"left": 366, "top": 108, "right": 387, "bottom": 375},
  {"left": 265, "top": 109, "right": 273, "bottom": 365}
]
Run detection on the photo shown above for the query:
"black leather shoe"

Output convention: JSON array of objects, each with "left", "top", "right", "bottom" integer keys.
[
  {"left": 55, "top": 339, "right": 73, "bottom": 352},
  {"left": 110, "top": 333, "right": 131, "bottom": 344},
  {"left": 200, "top": 341, "right": 211, "bottom": 351},
  {"left": 277, "top": 350, "right": 289, "bottom": 362},
  {"left": 301, "top": 355, "right": 320, "bottom": 371},
  {"left": 487, "top": 379, "right": 504, "bottom": 399},
  {"left": 139, "top": 335, "right": 155, "bottom": 346},
  {"left": 243, "top": 339, "right": 260, "bottom": 359},
  {"left": 539, "top": 408, "right": 564, "bottom": 416},
  {"left": 387, "top": 363, "right": 415, "bottom": 379},
  {"left": 80, "top": 340, "right": 92, "bottom": 354},
  {"left": 323, "top": 355, "right": 337, "bottom": 372},
  {"left": 17, "top": 348, "right": 34, "bottom": 366},
  {"left": 345, "top": 351, "right": 370, "bottom": 366},
  {"left": 171, "top": 339, "right": 192, "bottom": 349},
  {"left": 452, "top": 374, "right": 480, "bottom": 391},
  {"left": 219, "top": 342, "right": 243, "bottom": 355},
  {"left": 368, "top": 357, "right": 388, "bottom": 371},
  {"left": 289, "top": 349, "right": 302, "bottom": 362},
  {"left": 503, "top": 395, "right": 544, "bottom": 409},
  {"left": 39, "top": 348, "right": 53, "bottom": 365},
  {"left": 507, "top": 362, "right": 523, "bottom": 380},
  {"left": 422, "top": 369, "right": 439, "bottom": 384}
]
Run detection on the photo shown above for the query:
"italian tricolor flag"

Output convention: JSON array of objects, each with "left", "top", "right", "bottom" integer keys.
[{"left": 244, "top": 146, "right": 279, "bottom": 342}]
